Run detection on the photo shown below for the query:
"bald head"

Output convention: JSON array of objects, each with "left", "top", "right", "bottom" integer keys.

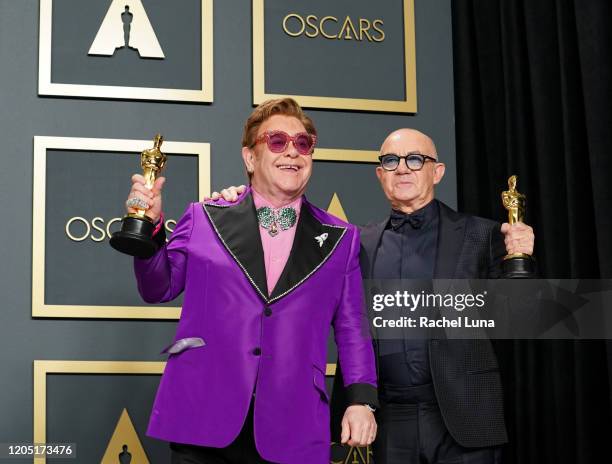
[
  {"left": 379, "top": 128, "right": 437, "bottom": 159},
  {"left": 376, "top": 128, "right": 445, "bottom": 213}
]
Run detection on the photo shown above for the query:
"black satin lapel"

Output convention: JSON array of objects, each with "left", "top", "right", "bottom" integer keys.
[
  {"left": 203, "top": 194, "right": 268, "bottom": 301},
  {"left": 270, "top": 205, "right": 346, "bottom": 302},
  {"left": 434, "top": 201, "right": 467, "bottom": 279}
]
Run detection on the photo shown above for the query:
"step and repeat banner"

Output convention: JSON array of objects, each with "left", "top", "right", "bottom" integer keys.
[{"left": 0, "top": 0, "right": 456, "bottom": 462}]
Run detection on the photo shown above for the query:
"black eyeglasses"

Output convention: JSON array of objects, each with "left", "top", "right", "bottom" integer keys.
[{"left": 378, "top": 153, "right": 438, "bottom": 171}]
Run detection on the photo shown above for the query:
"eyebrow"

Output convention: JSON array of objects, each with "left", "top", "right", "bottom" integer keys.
[{"left": 383, "top": 151, "right": 430, "bottom": 156}]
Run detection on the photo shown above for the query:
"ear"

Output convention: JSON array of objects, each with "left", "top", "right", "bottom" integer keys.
[
  {"left": 241, "top": 146, "right": 255, "bottom": 174},
  {"left": 375, "top": 166, "right": 385, "bottom": 182},
  {"left": 433, "top": 162, "right": 446, "bottom": 185}
]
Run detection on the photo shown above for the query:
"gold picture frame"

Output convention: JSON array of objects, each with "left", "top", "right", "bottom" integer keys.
[
  {"left": 33, "top": 361, "right": 165, "bottom": 464},
  {"left": 38, "top": 0, "right": 214, "bottom": 102},
  {"left": 252, "top": 0, "right": 417, "bottom": 113},
  {"left": 33, "top": 360, "right": 337, "bottom": 463},
  {"left": 313, "top": 149, "right": 379, "bottom": 164},
  {"left": 32, "top": 136, "right": 211, "bottom": 319}
]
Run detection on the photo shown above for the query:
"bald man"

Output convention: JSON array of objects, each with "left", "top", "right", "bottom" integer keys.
[{"left": 331, "top": 128, "right": 533, "bottom": 464}]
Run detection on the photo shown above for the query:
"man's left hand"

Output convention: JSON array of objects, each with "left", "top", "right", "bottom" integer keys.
[
  {"left": 500, "top": 222, "right": 534, "bottom": 255},
  {"left": 340, "top": 405, "right": 377, "bottom": 447}
]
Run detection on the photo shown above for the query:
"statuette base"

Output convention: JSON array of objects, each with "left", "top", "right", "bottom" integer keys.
[
  {"left": 110, "top": 215, "right": 159, "bottom": 258},
  {"left": 502, "top": 255, "right": 535, "bottom": 278}
]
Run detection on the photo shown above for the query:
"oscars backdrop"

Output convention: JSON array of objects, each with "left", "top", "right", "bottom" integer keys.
[{"left": 0, "top": 0, "right": 456, "bottom": 462}]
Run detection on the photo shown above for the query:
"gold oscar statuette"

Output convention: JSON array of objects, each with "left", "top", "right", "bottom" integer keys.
[
  {"left": 501, "top": 175, "right": 535, "bottom": 278},
  {"left": 110, "top": 134, "right": 167, "bottom": 258}
]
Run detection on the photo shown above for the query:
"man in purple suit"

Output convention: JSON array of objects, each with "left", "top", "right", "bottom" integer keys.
[{"left": 124, "top": 98, "right": 378, "bottom": 463}]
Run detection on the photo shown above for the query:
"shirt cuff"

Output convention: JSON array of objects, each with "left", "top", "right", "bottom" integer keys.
[
  {"left": 346, "top": 383, "right": 379, "bottom": 409},
  {"left": 151, "top": 214, "right": 166, "bottom": 248}
]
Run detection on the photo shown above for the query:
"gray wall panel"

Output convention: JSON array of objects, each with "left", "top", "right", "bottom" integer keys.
[
  {"left": 265, "top": 0, "right": 406, "bottom": 100},
  {"left": 52, "top": 0, "right": 202, "bottom": 89}
]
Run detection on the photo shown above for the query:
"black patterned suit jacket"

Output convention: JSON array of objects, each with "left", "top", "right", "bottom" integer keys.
[{"left": 331, "top": 200, "right": 508, "bottom": 448}]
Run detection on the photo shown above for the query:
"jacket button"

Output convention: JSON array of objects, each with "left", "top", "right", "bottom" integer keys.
[
  {"left": 253, "top": 347, "right": 262, "bottom": 356},
  {"left": 264, "top": 307, "right": 272, "bottom": 317}
]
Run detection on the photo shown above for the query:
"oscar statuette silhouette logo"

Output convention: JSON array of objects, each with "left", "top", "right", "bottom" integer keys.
[
  {"left": 89, "top": 0, "right": 165, "bottom": 58},
  {"left": 100, "top": 408, "right": 150, "bottom": 464},
  {"left": 327, "top": 192, "right": 348, "bottom": 222},
  {"left": 330, "top": 443, "right": 373, "bottom": 464}
]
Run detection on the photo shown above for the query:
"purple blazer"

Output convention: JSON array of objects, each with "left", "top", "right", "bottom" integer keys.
[{"left": 134, "top": 189, "right": 377, "bottom": 463}]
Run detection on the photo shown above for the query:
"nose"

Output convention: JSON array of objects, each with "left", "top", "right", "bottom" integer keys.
[
  {"left": 395, "top": 159, "right": 412, "bottom": 174},
  {"left": 285, "top": 145, "right": 300, "bottom": 158}
]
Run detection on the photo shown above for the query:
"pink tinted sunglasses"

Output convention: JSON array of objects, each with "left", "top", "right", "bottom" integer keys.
[{"left": 253, "top": 130, "right": 317, "bottom": 155}]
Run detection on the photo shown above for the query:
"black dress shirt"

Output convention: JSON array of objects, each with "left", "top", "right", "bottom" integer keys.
[{"left": 374, "top": 200, "right": 439, "bottom": 388}]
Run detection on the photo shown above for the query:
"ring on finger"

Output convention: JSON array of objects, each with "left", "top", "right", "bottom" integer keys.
[{"left": 126, "top": 197, "right": 149, "bottom": 210}]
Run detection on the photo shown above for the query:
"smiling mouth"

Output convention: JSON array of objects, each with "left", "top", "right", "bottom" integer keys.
[{"left": 277, "top": 164, "right": 300, "bottom": 172}]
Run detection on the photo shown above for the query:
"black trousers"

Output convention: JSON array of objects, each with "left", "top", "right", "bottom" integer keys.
[
  {"left": 170, "top": 401, "right": 274, "bottom": 464},
  {"left": 374, "top": 384, "right": 501, "bottom": 464}
]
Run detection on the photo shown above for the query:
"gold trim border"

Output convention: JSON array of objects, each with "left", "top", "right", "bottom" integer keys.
[
  {"left": 33, "top": 361, "right": 165, "bottom": 464},
  {"left": 33, "top": 360, "right": 337, "bottom": 463},
  {"left": 38, "top": 0, "right": 214, "bottom": 103},
  {"left": 32, "top": 136, "right": 211, "bottom": 320},
  {"left": 314, "top": 148, "right": 379, "bottom": 164},
  {"left": 252, "top": 0, "right": 417, "bottom": 113}
]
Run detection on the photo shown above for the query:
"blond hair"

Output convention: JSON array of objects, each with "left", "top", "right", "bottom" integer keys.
[{"left": 241, "top": 98, "right": 317, "bottom": 148}]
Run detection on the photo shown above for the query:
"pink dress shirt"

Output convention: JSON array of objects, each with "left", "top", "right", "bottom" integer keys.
[{"left": 252, "top": 189, "right": 302, "bottom": 294}]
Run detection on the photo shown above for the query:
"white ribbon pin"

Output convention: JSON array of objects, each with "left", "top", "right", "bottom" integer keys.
[{"left": 315, "top": 233, "right": 328, "bottom": 247}]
